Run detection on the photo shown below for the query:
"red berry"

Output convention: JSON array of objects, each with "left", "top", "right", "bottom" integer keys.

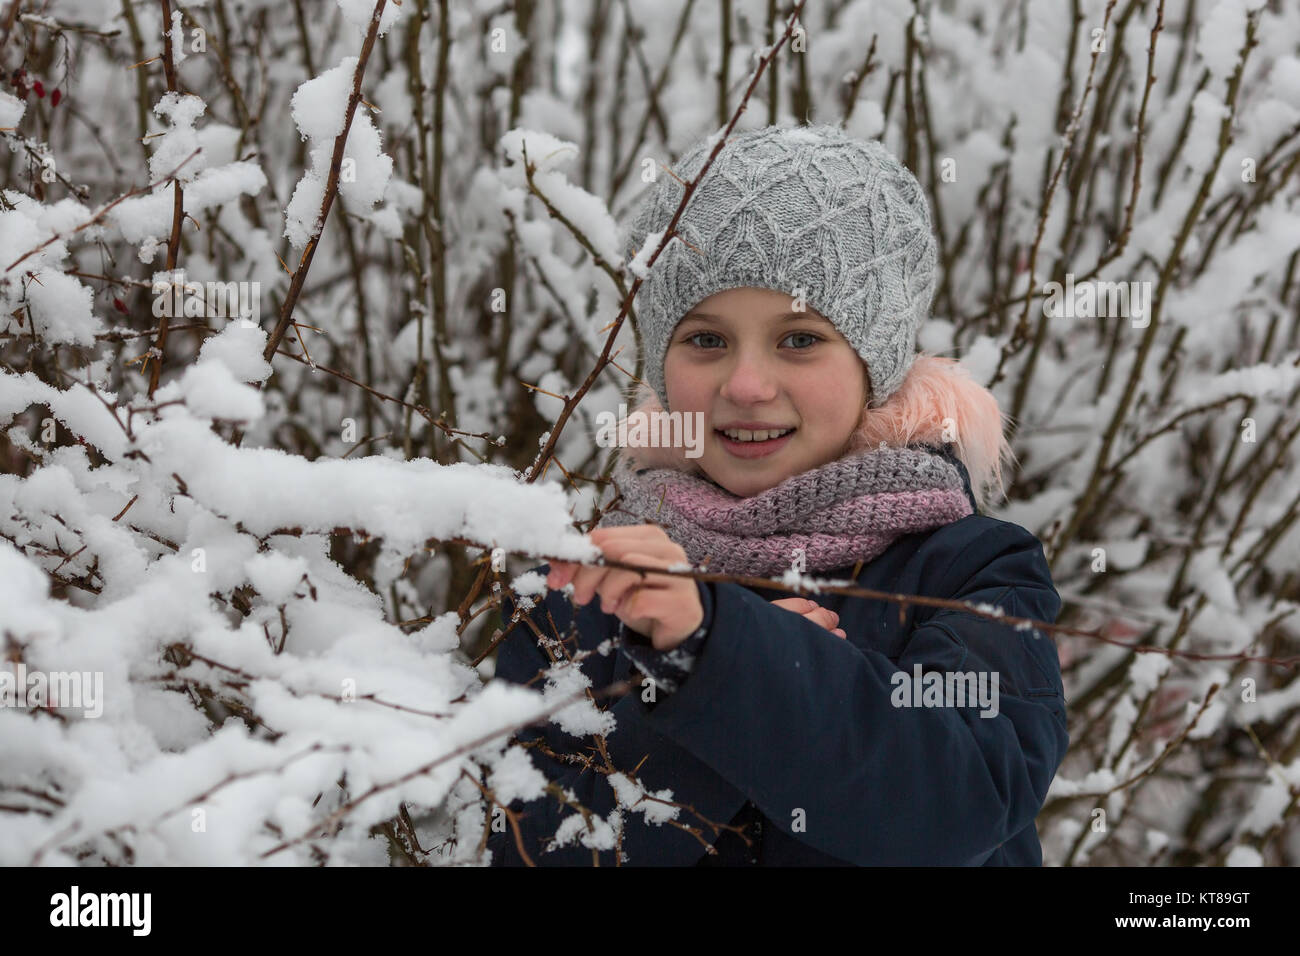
[
  {"left": 113, "top": 297, "right": 127, "bottom": 314},
  {"left": 32, "top": 80, "right": 44, "bottom": 98},
  {"left": 50, "top": 88, "right": 61, "bottom": 107}
]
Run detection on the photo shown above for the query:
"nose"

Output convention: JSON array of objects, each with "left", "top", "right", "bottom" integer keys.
[{"left": 718, "top": 350, "right": 779, "bottom": 405}]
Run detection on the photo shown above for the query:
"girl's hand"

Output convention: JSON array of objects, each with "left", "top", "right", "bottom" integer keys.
[
  {"left": 545, "top": 525, "right": 703, "bottom": 652},
  {"left": 770, "top": 597, "right": 846, "bottom": 639}
]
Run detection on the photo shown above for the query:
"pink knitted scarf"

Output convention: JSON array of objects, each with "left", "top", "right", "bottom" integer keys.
[{"left": 596, "top": 444, "right": 975, "bottom": 577}]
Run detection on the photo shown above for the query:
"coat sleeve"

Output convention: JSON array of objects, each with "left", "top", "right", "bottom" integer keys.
[
  {"left": 483, "top": 570, "right": 742, "bottom": 866},
  {"left": 616, "top": 614, "right": 710, "bottom": 693},
  {"left": 623, "top": 523, "right": 1070, "bottom": 866}
]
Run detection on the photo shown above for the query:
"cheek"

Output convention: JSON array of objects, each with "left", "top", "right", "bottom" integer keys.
[
  {"left": 665, "top": 353, "right": 708, "bottom": 403},
  {"left": 663, "top": 350, "right": 683, "bottom": 394},
  {"left": 800, "top": 356, "right": 866, "bottom": 433}
]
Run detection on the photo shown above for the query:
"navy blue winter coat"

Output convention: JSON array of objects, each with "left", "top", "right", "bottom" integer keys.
[{"left": 486, "top": 461, "right": 1069, "bottom": 866}]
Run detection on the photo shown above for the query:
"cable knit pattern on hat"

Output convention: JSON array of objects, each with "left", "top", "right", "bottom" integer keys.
[{"left": 623, "top": 123, "right": 938, "bottom": 410}]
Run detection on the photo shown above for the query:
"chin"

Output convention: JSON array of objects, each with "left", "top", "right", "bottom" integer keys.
[
  {"left": 712, "top": 468, "right": 783, "bottom": 498},
  {"left": 705, "top": 452, "right": 802, "bottom": 496}
]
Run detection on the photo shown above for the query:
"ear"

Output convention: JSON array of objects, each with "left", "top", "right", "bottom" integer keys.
[{"left": 844, "top": 353, "right": 1016, "bottom": 510}]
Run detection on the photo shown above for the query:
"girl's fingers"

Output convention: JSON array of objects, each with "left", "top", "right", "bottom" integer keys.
[
  {"left": 617, "top": 586, "right": 663, "bottom": 641},
  {"left": 595, "top": 563, "right": 658, "bottom": 614},
  {"left": 548, "top": 528, "right": 690, "bottom": 614},
  {"left": 546, "top": 528, "right": 696, "bottom": 608},
  {"left": 547, "top": 528, "right": 681, "bottom": 602},
  {"left": 617, "top": 579, "right": 702, "bottom": 650},
  {"left": 578, "top": 550, "right": 675, "bottom": 606},
  {"left": 810, "top": 607, "right": 840, "bottom": 630},
  {"left": 616, "top": 580, "right": 657, "bottom": 622},
  {"left": 572, "top": 551, "right": 663, "bottom": 606},
  {"left": 546, "top": 562, "right": 576, "bottom": 589},
  {"left": 769, "top": 597, "right": 840, "bottom": 633},
  {"left": 771, "top": 597, "right": 815, "bottom": 612},
  {"left": 591, "top": 527, "right": 685, "bottom": 569},
  {"left": 569, "top": 563, "right": 614, "bottom": 605},
  {"left": 590, "top": 525, "right": 671, "bottom": 547},
  {"left": 596, "top": 552, "right": 673, "bottom": 611}
]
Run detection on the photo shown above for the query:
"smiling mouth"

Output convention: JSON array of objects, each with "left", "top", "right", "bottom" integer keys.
[
  {"left": 714, "top": 427, "right": 797, "bottom": 458},
  {"left": 715, "top": 427, "right": 796, "bottom": 442}
]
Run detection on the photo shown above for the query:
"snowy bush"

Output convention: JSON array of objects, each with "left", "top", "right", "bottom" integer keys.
[{"left": 1, "top": 0, "right": 1298, "bottom": 865}]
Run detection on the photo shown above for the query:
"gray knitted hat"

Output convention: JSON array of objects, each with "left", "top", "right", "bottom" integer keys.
[{"left": 622, "top": 123, "right": 937, "bottom": 410}]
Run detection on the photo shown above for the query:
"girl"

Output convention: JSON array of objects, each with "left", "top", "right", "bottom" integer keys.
[{"left": 487, "top": 124, "right": 1068, "bottom": 866}]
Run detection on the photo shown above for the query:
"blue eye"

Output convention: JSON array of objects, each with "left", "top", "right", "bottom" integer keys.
[
  {"left": 783, "top": 332, "right": 821, "bottom": 350},
  {"left": 686, "top": 331, "right": 725, "bottom": 349},
  {"left": 681, "top": 331, "right": 822, "bottom": 350}
]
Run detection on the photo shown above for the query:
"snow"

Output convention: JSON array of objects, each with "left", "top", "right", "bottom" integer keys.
[
  {"left": 1103, "top": 536, "right": 1149, "bottom": 571},
  {"left": 1235, "top": 758, "right": 1300, "bottom": 834},
  {"left": 1126, "top": 651, "right": 1170, "bottom": 695},
  {"left": 149, "top": 93, "right": 208, "bottom": 184},
  {"left": 1271, "top": 55, "right": 1300, "bottom": 105},
  {"left": 539, "top": 660, "right": 615, "bottom": 738},
  {"left": 372, "top": 71, "right": 413, "bottom": 130},
  {"left": 1185, "top": 669, "right": 1230, "bottom": 740},
  {"left": 1181, "top": 91, "right": 1230, "bottom": 177},
  {"left": 135, "top": 429, "right": 594, "bottom": 557},
  {"left": 550, "top": 807, "right": 616, "bottom": 851},
  {"left": 1, "top": 0, "right": 1296, "bottom": 869},
  {"left": 0, "top": 90, "right": 25, "bottom": 129},
  {"left": 1186, "top": 547, "right": 1240, "bottom": 612},
  {"left": 608, "top": 772, "right": 679, "bottom": 825},
  {"left": 1046, "top": 767, "right": 1120, "bottom": 798},
  {"left": 173, "top": 361, "right": 266, "bottom": 423},
  {"left": 194, "top": 321, "right": 273, "bottom": 386},
  {"left": 486, "top": 744, "right": 548, "bottom": 805},
  {"left": 498, "top": 129, "right": 620, "bottom": 266},
  {"left": 24, "top": 271, "right": 98, "bottom": 346},
  {"left": 1225, "top": 845, "right": 1264, "bottom": 866},
  {"left": 625, "top": 228, "right": 668, "bottom": 279},
  {"left": 0, "top": 538, "right": 60, "bottom": 639},
  {"left": 510, "top": 569, "right": 548, "bottom": 599},
  {"left": 0, "top": 199, "right": 101, "bottom": 347},
  {"left": 0, "top": 376, "right": 127, "bottom": 462},
  {"left": 283, "top": 174, "right": 326, "bottom": 251},
  {"left": 291, "top": 60, "right": 356, "bottom": 143},
  {"left": 1196, "top": 0, "right": 1265, "bottom": 83},
  {"left": 1177, "top": 350, "right": 1300, "bottom": 405},
  {"left": 336, "top": 0, "right": 407, "bottom": 37},
  {"left": 284, "top": 57, "right": 395, "bottom": 249},
  {"left": 110, "top": 162, "right": 266, "bottom": 247},
  {"left": 0, "top": 311, "right": 608, "bottom": 863}
]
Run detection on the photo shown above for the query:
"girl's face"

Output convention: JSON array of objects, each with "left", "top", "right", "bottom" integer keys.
[{"left": 663, "top": 287, "right": 870, "bottom": 498}]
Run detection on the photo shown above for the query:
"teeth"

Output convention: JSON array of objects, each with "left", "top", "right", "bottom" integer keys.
[{"left": 721, "top": 428, "right": 793, "bottom": 442}]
